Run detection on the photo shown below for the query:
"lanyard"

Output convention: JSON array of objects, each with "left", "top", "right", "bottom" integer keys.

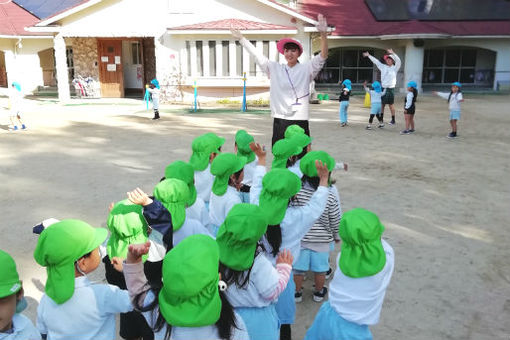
[{"left": 285, "top": 67, "right": 309, "bottom": 104}]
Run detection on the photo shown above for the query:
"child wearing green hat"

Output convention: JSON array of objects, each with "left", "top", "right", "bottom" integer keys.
[
  {"left": 217, "top": 204, "right": 294, "bottom": 340},
  {"left": 34, "top": 219, "right": 133, "bottom": 340},
  {"left": 208, "top": 153, "right": 247, "bottom": 236},
  {"left": 0, "top": 249, "right": 40, "bottom": 340},
  {"left": 284, "top": 125, "right": 313, "bottom": 178},
  {"left": 122, "top": 235, "right": 249, "bottom": 340},
  {"left": 164, "top": 160, "right": 210, "bottom": 227},
  {"left": 293, "top": 151, "right": 342, "bottom": 303},
  {"left": 102, "top": 199, "right": 154, "bottom": 340},
  {"left": 249, "top": 144, "right": 330, "bottom": 340},
  {"left": 304, "top": 208, "right": 395, "bottom": 340},
  {"left": 189, "top": 133, "right": 225, "bottom": 208},
  {"left": 271, "top": 138, "right": 302, "bottom": 170},
  {"left": 234, "top": 130, "right": 257, "bottom": 204}
]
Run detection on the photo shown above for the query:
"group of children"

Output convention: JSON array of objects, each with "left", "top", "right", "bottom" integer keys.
[
  {"left": 1, "top": 125, "right": 395, "bottom": 340},
  {"left": 337, "top": 49, "right": 465, "bottom": 138}
]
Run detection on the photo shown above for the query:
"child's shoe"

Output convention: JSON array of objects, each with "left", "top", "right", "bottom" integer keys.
[
  {"left": 378, "top": 123, "right": 385, "bottom": 128},
  {"left": 388, "top": 119, "right": 395, "bottom": 125},
  {"left": 400, "top": 130, "right": 410, "bottom": 135},
  {"left": 295, "top": 290, "right": 303, "bottom": 303},
  {"left": 340, "top": 123, "right": 346, "bottom": 127},
  {"left": 21, "top": 124, "right": 26, "bottom": 130},
  {"left": 366, "top": 124, "right": 372, "bottom": 130},
  {"left": 13, "top": 125, "right": 18, "bottom": 131},
  {"left": 408, "top": 129, "right": 415, "bottom": 133},
  {"left": 447, "top": 132, "right": 457, "bottom": 138},
  {"left": 325, "top": 267, "right": 333, "bottom": 280},
  {"left": 313, "top": 287, "right": 328, "bottom": 302}
]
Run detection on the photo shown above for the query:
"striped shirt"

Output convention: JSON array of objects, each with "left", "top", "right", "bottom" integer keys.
[{"left": 293, "top": 183, "right": 342, "bottom": 252}]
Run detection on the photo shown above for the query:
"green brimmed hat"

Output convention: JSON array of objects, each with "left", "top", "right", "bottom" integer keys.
[
  {"left": 210, "top": 153, "right": 247, "bottom": 196},
  {"left": 259, "top": 169, "right": 301, "bottom": 225},
  {"left": 339, "top": 208, "right": 386, "bottom": 278},
  {"left": 0, "top": 249, "right": 22, "bottom": 298},
  {"left": 235, "top": 130, "right": 255, "bottom": 164},
  {"left": 300, "top": 150, "right": 335, "bottom": 177},
  {"left": 284, "top": 124, "right": 305, "bottom": 139},
  {"left": 106, "top": 199, "right": 149, "bottom": 261},
  {"left": 153, "top": 179, "right": 190, "bottom": 231},
  {"left": 33, "top": 219, "right": 108, "bottom": 304},
  {"left": 216, "top": 204, "right": 268, "bottom": 271},
  {"left": 189, "top": 133, "right": 225, "bottom": 171},
  {"left": 159, "top": 234, "right": 221, "bottom": 327},
  {"left": 271, "top": 138, "right": 302, "bottom": 169},
  {"left": 165, "top": 161, "right": 197, "bottom": 206},
  {"left": 289, "top": 133, "right": 312, "bottom": 149}
]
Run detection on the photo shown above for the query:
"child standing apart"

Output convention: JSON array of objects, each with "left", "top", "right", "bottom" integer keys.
[
  {"left": 0, "top": 249, "right": 40, "bottom": 340},
  {"left": 146, "top": 79, "right": 160, "bottom": 120},
  {"left": 363, "top": 49, "right": 401, "bottom": 125},
  {"left": 34, "top": 219, "right": 132, "bottom": 340},
  {"left": 8, "top": 82, "right": 26, "bottom": 131},
  {"left": 434, "top": 82, "right": 464, "bottom": 138},
  {"left": 338, "top": 79, "right": 351, "bottom": 127},
  {"left": 401, "top": 81, "right": 418, "bottom": 135},
  {"left": 304, "top": 208, "right": 395, "bottom": 340},
  {"left": 363, "top": 81, "right": 386, "bottom": 130}
]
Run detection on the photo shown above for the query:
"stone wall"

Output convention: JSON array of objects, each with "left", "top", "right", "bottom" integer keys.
[{"left": 69, "top": 37, "right": 99, "bottom": 81}]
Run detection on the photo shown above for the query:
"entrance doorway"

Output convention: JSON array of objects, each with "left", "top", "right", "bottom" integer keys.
[{"left": 97, "top": 39, "right": 124, "bottom": 97}]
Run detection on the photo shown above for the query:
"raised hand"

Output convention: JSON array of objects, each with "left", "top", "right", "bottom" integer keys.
[
  {"left": 316, "top": 14, "right": 328, "bottom": 34},
  {"left": 386, "top": 48, "right": 394, "bottom": 55},
  {"left": 316, "top": 160, "right": 330, "bottom": 186},
  {"left": 111, "top": 257, "right": 123, "bottom": 272},
  {"left": 127, "top": 188, "right": 153, "bottom": 206},
  {"left": 126, "top": 241, "right": 151, "bottom": 264},
  {"left": 250, "top": 142, "right": 267, "bottom": 166},
  {"left": 362, "top": 51, "right": 370, "bottom": 58},
  {"left": 276, "top": 249, "right": 294, "bottom": 266},
  {"left": 231, "top": 28, "right": 243, "bottom": 40}
]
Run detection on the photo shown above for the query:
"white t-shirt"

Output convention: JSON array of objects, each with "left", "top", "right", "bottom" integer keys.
[
  {"left": 241, "top": 157, "right": 258, "bottom": 186},
  {"left": 195, "top": 164, "right": 214, "bottom": 203},
  {"left": 36, "top": 277, "right": 132, "bottom": 340},
  {"left": 0, "top": 313, "right": 40, "bottom": 340},
  {"left": 173, "top": 217, "right": 212, "bottom": 246},
  {"left": 405, "top": 91, "right": 414, "bottom": 109},
  {"left": 437, "top": 91, "right": 463, "bottom": 111},
  {"left": 368, "top": 54, "right": 401, "bottom": 88},
  {"left": 240, "top": 38, "right": 326, "bottom": 121},
  {"left": 186, "top": 197, "right": 210, "bottom": 227},
  {"left": 209, "top": 186, "right": 242, "bottom": 227}
]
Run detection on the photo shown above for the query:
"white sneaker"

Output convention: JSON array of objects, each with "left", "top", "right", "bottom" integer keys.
[{"left": 366, "top": 124, "right": 372, "bottom": 130}]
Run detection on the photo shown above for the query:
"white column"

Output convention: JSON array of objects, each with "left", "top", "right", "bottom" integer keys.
[
  {"left": 54, "top": 34, "right": 70, "bottom": 102},
  {"left": 229, "top": 40, "right": 236, "bottom": 77},
  {"left": 493, "top": 46, "right": 510, "bottom": 90},
  {"left": 269, "top": 40, "right": 278, "bottom": 62},
  {"left": 203, "top": 41, "right": 210, "bottom": 77},
  {"left": 243, "top": 43, "right": 250, "bottom": 76},
  {"left": 255, "top": 40, "right": 264, "bottom": 76},
  {"left": 190, "top": 41, "right": 197, "bottom": 77},
  {"left": 403, "top": 41, "right": 424, "bottom": 93},
  {"left": 216, "top": 40, "right": 222, "bottom": 77},
  {"left": 180, "top": 43, "right": 188, "bottom": 76},
  {"left": 3, "top": 50, "right": 16, "bottom": 87}
]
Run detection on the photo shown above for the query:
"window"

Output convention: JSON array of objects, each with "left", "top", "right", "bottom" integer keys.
[
  {"left": 316, "top": 48, "right": 376, "bottom": 84},
  {"left": 131, "top": 42, "right": 141, "bottom": 65},
  {"left": 423, "top": 48, "right": 477, "bottom": 84},
  {"left": 186, "top": 41, "right": 191, "bottom": 76},
  {"left": 209, "top": 41, "right": 216, "bottom": 76},
  {"left": 196, "top": 41, "right": 203, "bottom": 76},
  {"left": 235, "top": 41, "right": 243, "bottom": 76},
  {"left": 222, "top": 41, "right": 229, "bottom": 76},
  {"left": 66, "top": 47, "right": 74, "bottom": 80},
  {"left": 249, "top": 40, "right": 257, "bottom": 76},
  {"left": 263, "top": 41, "right": 269, "bottom": 59}
]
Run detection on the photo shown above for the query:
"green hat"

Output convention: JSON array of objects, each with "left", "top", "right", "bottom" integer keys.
[
  {"left": 106, "top": 199, "right": 149, "bottom": 261},
  {"left": 339, "top": 208, "right": 386, "bottom": 278},
  {"left": 165, "top": 161, "right": 197, "bottom": 206},
  {"left": 210, "top": 153, "right": 247, "bottom": 196},
  {"left": 235, "top": 130, "right": 255, "bottom": 164},
  {"left": 0, "top": 250, "right": 22, "bottom": 298},
  {"left": 271, "top": 139, "right": 302, "bottom": 169},
  {"left": 33, "top": 219, "right": 107, "bottom": 304},
  {"left": 159, "top": 234, "right": 221, "bottom": 327},
  {"left": 154, "top": 179, "right": 190, "bottom": 231},
  {"left": 289, "top": 133, "right": 312, "bottom": 149},
  {"left": 217, "top": 204, "right": 268, "bottom": 271},
  {"left": 189, "top": 133, "right": 225, "bottom": 171},
  {"left": 284, "top": 124, "right": 305, "bottom": 139},
  {"left": 300, "top": 150, "right": 335, "bottom": 177},
  {"left": 259, "top": 169, "right": 301, "bottom": 225}
]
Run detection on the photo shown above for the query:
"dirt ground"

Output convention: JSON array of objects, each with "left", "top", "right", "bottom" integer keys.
[{"left": 1, "top": 93, "right": 509, "bottom": 340}]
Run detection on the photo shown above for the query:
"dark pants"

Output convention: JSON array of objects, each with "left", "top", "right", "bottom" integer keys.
[
  {"left": 103, "top": 256, "right": 155, "bottom": 340},
  {"left": 369, "top": 113, "right": 384, "bottom": 123},
  {"left": 272, "top": 118, "right": 310, "bottom": 146}
]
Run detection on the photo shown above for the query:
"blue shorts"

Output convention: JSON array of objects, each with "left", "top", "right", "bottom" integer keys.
[
  {"left": 304, "top": 301, "right": 372, "bottom": 340},
  {"left": 275, "top": 272, "right": 296, "bottom": 324},
  {"left": 370, "top": 103, "right": 382, "bottom": 115},
  {"left": 236, "top": 304, "right": 280, "bottom": 340},
  {"left": 293, "top": 249, "right": 329, "bottom": 273},
  {"left": 450, "top": 110, "right": 461, "bottom": 120}
]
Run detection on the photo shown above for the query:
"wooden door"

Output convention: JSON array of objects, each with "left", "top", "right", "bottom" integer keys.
[{"left": 98, "top": 40, "right": 124, "bottom": 97}]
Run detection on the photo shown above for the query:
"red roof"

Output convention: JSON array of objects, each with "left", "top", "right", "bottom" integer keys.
[
  {"left": 169, "top": 18, "right": 295, "bottom": 31},
  {"left": 0, "top": 1, "right": 45, "bottom": 36},
  {"left": 298, "top": 0, "right": 510, "bottom": 36}
]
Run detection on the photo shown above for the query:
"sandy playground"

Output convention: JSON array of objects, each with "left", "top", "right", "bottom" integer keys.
[{"left": 0, "top": 92, "right": 509, "bottom": 340}]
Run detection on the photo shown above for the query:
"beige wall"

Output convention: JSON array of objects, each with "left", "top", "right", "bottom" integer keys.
[{"left": 68, "top": 37, "right": 99, "bottom": 81}]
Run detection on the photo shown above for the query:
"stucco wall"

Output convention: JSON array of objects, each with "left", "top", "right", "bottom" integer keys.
[{"left": 68, "top": 37, "right": 99, "bottom": 81}]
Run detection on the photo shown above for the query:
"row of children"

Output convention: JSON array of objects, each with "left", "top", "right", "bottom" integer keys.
[
  {"left": 1, "top": 125, "right": 394, "bottom": 340},
  {"left": 338, "top": 48, "right": 464, "bottom": 138}
]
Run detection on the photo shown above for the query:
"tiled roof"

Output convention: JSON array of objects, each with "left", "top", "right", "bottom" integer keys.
[
  {"left": 169, "top": 18, "right": 295, "bottom": 31},
  {"left": 0, "top": 1, "right": 45, "bottom": 36},
  {"left": 298, "top": 0, "right": 510, "bottom": 36}
]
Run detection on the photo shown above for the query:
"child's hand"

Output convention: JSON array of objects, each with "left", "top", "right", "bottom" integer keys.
[
  {"left": 276, "top": 249, "right": 293, "bottom": 266},
  {"left": 108, "top": 201, "right": 115, "bottom": 212},
  {"left": 127, "top": 188, "right": 153, "bottom": 206},
  {"left": 386, "top": 48, "right": 394, "bottom": 55},
  {"left": 111, "top": 257, "right": 124, "bottom": 272},
  {"left": 316, "top": 160, "right": 329, "bottom": 186},
  {"left": 362, "top": 51, "right": 369, "bottom": 58},
  {"left": 250, "top": 142, "right": 266, "bottom": 165},
  {"left": 145, "top": 84, "right": 149, "bottom": 88},
  {"left": 127, "top": 241, "right": 151, "bottom": 264},
  {"left": 363, "top": 80, "right": 367, "bottom": 86}
]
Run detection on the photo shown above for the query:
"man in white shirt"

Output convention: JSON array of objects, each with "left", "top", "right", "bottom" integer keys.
[{"left": 232, "top": 14, "right": 329, "bottom": 146}]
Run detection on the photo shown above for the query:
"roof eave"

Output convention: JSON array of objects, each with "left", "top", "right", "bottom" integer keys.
[
  {"left": 167, "top": 29, "right": 298, "bottom": 35},
  {"left": 35, "top": 0, "right": 103, "bottom": 26},
  {"left": 256, "top": 0, "right": 317, "bottom": 25},
  {"left": 0, "top": 34, "right": 54, "bottom": 39},
  {"left": 25, "top": 26, "right": 61, "bottom": 33}
]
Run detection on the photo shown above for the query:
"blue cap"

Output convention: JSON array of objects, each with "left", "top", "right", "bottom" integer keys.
[
  {"left": 11, "top": 82, "right": 21, "bottom": 92},
  {"left": 342, "top": 79, "right": 352, "bottom": 91},
  {"left": 150, "top": 79, "right": 160, "bottom": 89},
  {"left": 452, "top": 82, "right": 462, "bottom": 88},
  {"left": 407, "top": 81, "right": 417, "bottom": 89},
  {"left": 372, "top": 81, "right": 382, "bottom": 93}
]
